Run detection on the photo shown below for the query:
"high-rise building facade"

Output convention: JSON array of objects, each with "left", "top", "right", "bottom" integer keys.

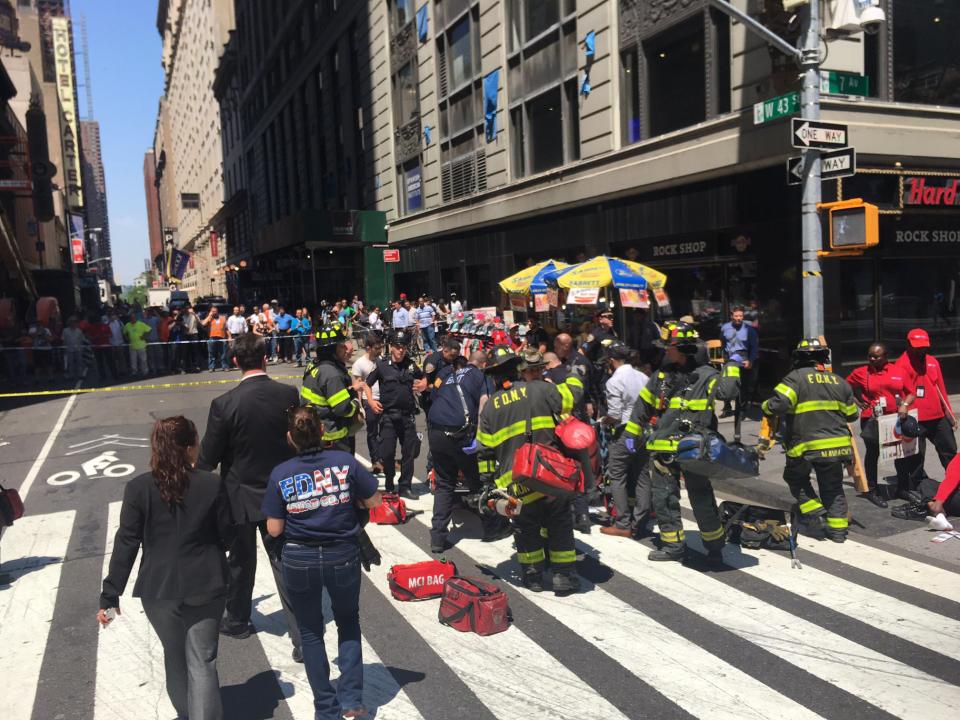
[
  {"left": 143, "top": 149, "right": 163, "bottom": 269},
  {"left": 152, "top": 0, "right": 234, "bottom": 298},
  {"left": 79, "top": 119, "right": 112, "bottom": 284},
  {"left": 372, "top": 0, "right": 960, "bottom": 381}
]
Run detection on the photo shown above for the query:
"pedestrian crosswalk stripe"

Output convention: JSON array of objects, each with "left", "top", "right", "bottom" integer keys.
[
  {"left": 252, "top": 541, "right": 426, "bottom": 720},
  {"left": 417, "top": 522, "right": 825, "bottom": 720},
  {"left": 678, "top": 514, "right": 960, "bottom": 664},
  {"left": 362, "top": 521, "right": 630, "bottom": 720},
  {"left": 793, "top": 531, "right": 960, "bottom": 604},
  {"left": 95, "top": 501, "right": 176, "bottom": 720},
  {"left": 576, "top": 528, "right": 960, "bottom": 717},
  {"left": 0, "top": 510, "right": 74, "bottom": 720}
]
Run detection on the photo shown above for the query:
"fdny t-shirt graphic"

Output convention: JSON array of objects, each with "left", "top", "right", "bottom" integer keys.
[{"left": 279, "top": 465, "right": 351, "bottom": 513}]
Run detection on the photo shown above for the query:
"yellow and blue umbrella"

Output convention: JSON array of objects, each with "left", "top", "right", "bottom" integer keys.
[
  {"left": 548, "top": 256, "right": 659, "bottom": 291},
  {"left": 499, "top": 259, "right": 569, "bottom": 295},
  {"left": 623, "top": 259, "right": 668, "bottom": 290}
]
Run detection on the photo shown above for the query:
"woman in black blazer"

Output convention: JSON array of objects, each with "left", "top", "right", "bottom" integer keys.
[{"left": 98, "top": 416, "right": 233, "bottom": 720}]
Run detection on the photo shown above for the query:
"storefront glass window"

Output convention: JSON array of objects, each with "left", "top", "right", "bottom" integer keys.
[
  {"left": 881, "top": 259, "right": 960, "bottom": 357},
  {"left": 838, "top": 259, "right": 876, "bottom": 368},
  {"left": 664, "top": 265, "right": 724, "bottom": 340},
  {"left": 893, "top": 0, "right": 960, "bottom": 107}
]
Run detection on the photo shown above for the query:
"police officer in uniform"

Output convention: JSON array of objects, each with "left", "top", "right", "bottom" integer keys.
[
  {"left": 421, "top": 336, "right": 463, "bottom": 476},
  {"left": 623, "top": 322, "right": 740, "bottom": 563},
  {"left": 428, "top": 350, "right": 510, "bottom": 552},
  {"left": 762, "top": 338, "right": 860, "bottom": 542},
  {"left": 477, "top": 346, "right": 585, "bottom": 595},
  {"left": 301, "top": 322, "right": 363, "bottom": 452},
  {"left": 365, "top": 329, "right": 426, "bottom": 499}
]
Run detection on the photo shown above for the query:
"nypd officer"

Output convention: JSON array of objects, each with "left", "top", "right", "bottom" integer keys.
[
  {"left": 301, "top": 322, "right": 363, "bottom": 452},
  {"left": 365, "top": 328, "right": 426, "bottom": 499},
  {"left": 762, "top": 338, "right": 859, "bottom": 542},
  {"left": 477, "top": 346, "right": 585, "bottom": 595},
  {"left": 428, "top": 350, "right": 510, "bottom": 552},
  {"left": 623, "top": 322, "right": 740, "bottom": 563}
]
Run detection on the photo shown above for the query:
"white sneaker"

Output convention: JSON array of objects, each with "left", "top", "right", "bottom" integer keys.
[{"left": 927, "top": 513, "right": 954, "bottom": 531}]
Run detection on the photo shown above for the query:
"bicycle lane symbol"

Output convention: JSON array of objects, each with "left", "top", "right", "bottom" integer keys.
[{"left": 47, "top": 451, "right": 137, "bottom": 486}]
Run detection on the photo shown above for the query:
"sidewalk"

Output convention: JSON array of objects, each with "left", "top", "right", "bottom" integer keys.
[{"left": 711, "top": 394, "right": 960, "bottom": 568}]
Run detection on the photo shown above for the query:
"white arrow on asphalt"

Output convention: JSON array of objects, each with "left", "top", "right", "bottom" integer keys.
[{"left": 794, "top": 121, "right": 847, "bottom": 147}]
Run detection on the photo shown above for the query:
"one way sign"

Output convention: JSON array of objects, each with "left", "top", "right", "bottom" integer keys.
[
  {"left": 791, "top": 118, "right": 849, "bottom": 149},
  {"left": 786, "top": 148, "right": 857, "bottom": 185}
]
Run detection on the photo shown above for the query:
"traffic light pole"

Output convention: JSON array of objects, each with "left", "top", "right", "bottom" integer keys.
[{"left": 707, "top": 0, "right": 823, "bottom": 337}]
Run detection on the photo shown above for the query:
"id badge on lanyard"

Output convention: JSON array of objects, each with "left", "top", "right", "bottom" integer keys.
[{"left": 916, "top": 385, "right": 925, "bottom": 399}]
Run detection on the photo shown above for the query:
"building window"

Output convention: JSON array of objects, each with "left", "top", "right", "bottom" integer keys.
[
  {"left": 390, "top": 0, "right": 416, "bottom": 32},
  {"left": 893, "top": 0, "right": 960, "bottom": 107},
  {"left": 506, "top": 0, "right": 574, "bottom": 52},
  {"left": 620, "top": 48, "right": 641, "bottom": 145},
  {"left": 645, "top": 15, "right": 706, "bottom": 137},
  {"left": 506, "top": 6, "right": 579, "bottom": 178},
  {"left": 393, "top": 60, "right": 420, "bottom": 126},
  {"left": 448, "top": 16, "right": 473, "bottom": 90}
]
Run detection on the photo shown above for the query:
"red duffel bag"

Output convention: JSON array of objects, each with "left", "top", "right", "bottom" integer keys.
[
  {"left": 368, "top": 493, "right": 407, "bottom": 524},
  {"left": 387, "top": 559, "right": 457, "bottom": 601},
  {"left": 438, "top": 576, "right": 510, "bottom": 636},
  {"left": 512, "top": 440, "right": 583, "bottom": 500}
]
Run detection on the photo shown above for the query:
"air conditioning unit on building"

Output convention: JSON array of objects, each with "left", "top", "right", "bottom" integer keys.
[{"left": 824, "top": 0, "right": 886, "bottom": 36}]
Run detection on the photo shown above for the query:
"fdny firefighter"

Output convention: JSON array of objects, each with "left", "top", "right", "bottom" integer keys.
[
  {"left": 762, "top": 338, "right": 860, "bottom": 542},
  {"left": 365, "top": 329, "right": 427, "bottom": 499},
  {"left": 624, "top": 322, "right": 740, "bottom": 563},
  {"left": 300, "top": 322, "right": 363, "bottom": 452},
  {"left": 477, "top": 346, "right": 585, "bottom": 595}
]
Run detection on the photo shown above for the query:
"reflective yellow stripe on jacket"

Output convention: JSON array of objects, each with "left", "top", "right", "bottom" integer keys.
[
  {"left": 646, "top": 438, "right": 680, "bottom": 452},
  {"left": 667, "top": 397, "right": 711, "bottom": 411},
  {"left": 301, "top": 386, "right": 325, "bottom": 405},
  {"left": 493, "top": 469, "right": 545, "bottom": 503},
  {"left": 786, "top": 435, "right": 851, "bottom": 458},
  {"left": 476, "top": 416, "right": 556, "bottom": 448},
  {"left": 773, "top": 383, "right": 798, "bottom": 408},
  {"left": 322, "top": 426, "right": 349, "bottom": 441},
  {"left": 639, "top": 385, "right": 656, "bottom": 406},
  {"left": 624, "top": 421, "right": 642, "bottom": 437},
  {"left": 794, "top": 400, "right": 859, "bottom": 416}
]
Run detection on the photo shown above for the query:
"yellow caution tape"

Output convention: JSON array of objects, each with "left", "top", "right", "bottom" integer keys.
[{"left": 0, "top": 376, "right": 303, "bottom": 398}]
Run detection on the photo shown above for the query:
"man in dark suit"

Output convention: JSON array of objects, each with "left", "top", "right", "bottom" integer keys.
[{"left": 199, "top": 333, "right": 303, "bottom": 658}]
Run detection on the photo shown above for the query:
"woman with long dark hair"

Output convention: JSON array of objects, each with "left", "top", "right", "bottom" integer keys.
[
  {"left": 98, "top": 416, "right": 233, "bottom": 720},
  {"left": 263, "top": 406, "right": 381, "bottom": 720}
]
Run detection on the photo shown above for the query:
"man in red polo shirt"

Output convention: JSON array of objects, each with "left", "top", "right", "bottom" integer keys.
[{"left": 894, "top": 328, "right": 958, "bottom": 494}]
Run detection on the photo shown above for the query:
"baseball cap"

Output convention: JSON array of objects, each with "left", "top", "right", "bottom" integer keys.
[
  {"left": 907, "top": 328, "right": 930, "bottom": 348},
  {"left": 598, "top": 310, "right": 614, "bottom": 318}
]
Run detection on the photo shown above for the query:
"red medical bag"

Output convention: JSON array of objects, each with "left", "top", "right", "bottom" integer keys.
[
  {"left": 511, "top": 441, "right": 583, "bottom": 500},
  {"left": 387, "top": 559, "right": 457, "bottom": 601},
  {"left": 438, "top": 576, "right": 510, "bottom": 636},
  {"left": 368, "top": 493, "right": 407, "bottom": 524}
]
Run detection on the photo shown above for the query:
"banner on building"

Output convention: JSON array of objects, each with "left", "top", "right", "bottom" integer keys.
[
  {"left": 70, "top": 237, "right": 84, "bottom": 264},
  {"left": 167, "top": 248, "right": 191, "bottom": 280},
  {"left": 534, "top": 294, "right": 549, "bottom": 312},
  {"left": 51, "top": 17, "right": 83, "bottom": 210},
  {"left": 210, "top": 231, "right": 219, "bottom": 258},
  {"left": 619, "top": 288, "right": 649, "bottom": 309},
  {"left": 568, "top": 287, "right": 600, "bottom": 305}
]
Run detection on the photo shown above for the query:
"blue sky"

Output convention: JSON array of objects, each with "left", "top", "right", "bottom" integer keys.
[{"left": 74, "top": 0, "right": 163, "bottom": 285}]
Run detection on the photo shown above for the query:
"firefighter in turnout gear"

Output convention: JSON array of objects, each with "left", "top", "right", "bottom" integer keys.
[
  {"left": 624, "top": 322, "right": 741, "bottom": 563},
  {"left": 477, "top": 346, "right": 586, "bottom": 595},
  {"left": 301, "top": 322, "right": 363, "bottom": 452},
  {"left": 762, "top": 338, "right": 860, "bottom": 542}
]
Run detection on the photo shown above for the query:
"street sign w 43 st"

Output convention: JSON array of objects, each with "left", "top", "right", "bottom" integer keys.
[{"left": 753, "top": 91, "right": 800, "bottom": 125}]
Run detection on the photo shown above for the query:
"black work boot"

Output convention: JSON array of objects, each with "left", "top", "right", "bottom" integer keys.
[
  {"left": 825, "top": 532, "right": 847, "bottom": 543},
  {"left": 574, "top": 513, "right": 592, "bottom": 534},
  {"left": 552, "top": 571, "right": 582, "bottom": 597},
  {"left": 521, "top": 568, "right": 545, "bottom": 592},
  {"left": 705, "top": 547, "right": 725, "bottom": 566},
  {"left": 648, "top": 547, "right": 686, "bottom": 562}
]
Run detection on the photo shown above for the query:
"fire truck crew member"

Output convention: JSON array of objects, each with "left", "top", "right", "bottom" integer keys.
[
  {"left": 428, "top": 350, "right": 509, "bottom": 552},
  {"left": 624, "top": 322, "right": 740, "bottom": 562},
  {"left": 477, "top": 346, "right": 585, "bottom": 595},
  {"left": 365, "top": 329, "right": 426, "bottom": 499},
  {"left": 301, "top": 322, "right": 362, "bottom": 452},
  {"left": 762, "top": 338, "right": 860, "bottom": 543}
]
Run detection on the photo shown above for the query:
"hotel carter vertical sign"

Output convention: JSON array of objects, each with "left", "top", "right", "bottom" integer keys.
[{"left": 51, "top": 17, "right": 84, "bottom": 211}]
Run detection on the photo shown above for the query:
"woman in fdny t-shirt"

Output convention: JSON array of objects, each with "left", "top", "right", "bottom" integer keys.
[{"left": 263, "top": 406, "right": 381, "bottom": 720}]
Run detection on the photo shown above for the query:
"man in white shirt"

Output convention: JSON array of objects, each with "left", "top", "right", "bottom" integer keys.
[
  {"left": 392, "top": 301, "right": 411, "bottom": 330},
  {"left": 351, "top": 333, "right": 384, "bottom": 473},
  {"left": 227, "top": 307, "right": 248, "bottom": 338},
  {"left": 368, "top": 306, "right": 382, "bottom": 331},
  {"left": 449, "top": 293, "right": 463, "bottom": 314},
  {"left": 599, "top": 343, "right": 651, "bottom": 538}
]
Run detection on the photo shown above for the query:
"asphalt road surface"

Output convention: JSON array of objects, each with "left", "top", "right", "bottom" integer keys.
[{"left": 1, "top": 368, "right": 959, "bottom": 720}]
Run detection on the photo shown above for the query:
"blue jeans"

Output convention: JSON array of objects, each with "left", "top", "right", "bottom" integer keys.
[
  {"left": 281, "top": 541, "right": 363, "bottom": 719},
  {"left": 294, "top": 335, "right": 305, "bottom": 365},
  {"left": 207, "top": 339, "right": 228, "bottom": 370},
  {"left": 420, "top": 325, "right": 437, "bottom": 352}
]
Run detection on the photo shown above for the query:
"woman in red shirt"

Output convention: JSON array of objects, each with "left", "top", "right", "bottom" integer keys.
[
  {"left": 847, "top": 343, "right": 907, "bottom": 508},
  {"left": 928, "top": 454, "right": 960, "bottom": 519}
]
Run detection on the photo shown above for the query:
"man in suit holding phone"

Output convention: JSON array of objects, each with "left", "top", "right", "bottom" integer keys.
[{"left": 199, "top": 333, "right": 303, "bottom": 659}]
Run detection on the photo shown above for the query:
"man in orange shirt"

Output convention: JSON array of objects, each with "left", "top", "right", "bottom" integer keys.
[
  {"left": 894, "top": 328, "right": 958, "bottom": 498},
  {"left": 202, "top": 307, "right": 229, "bottom": 371}
]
